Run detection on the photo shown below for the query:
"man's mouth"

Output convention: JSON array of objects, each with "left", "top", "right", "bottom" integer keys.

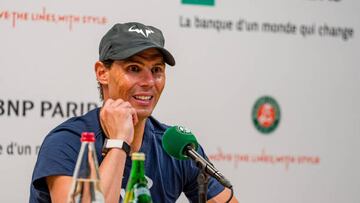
[{"left": 133, "top": 95, "right": 153, "bottom": 101}]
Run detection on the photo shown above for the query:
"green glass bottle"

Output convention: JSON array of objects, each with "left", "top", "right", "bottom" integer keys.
[{"left": 124, "top": 152, "right": 152, "bottom": 203}]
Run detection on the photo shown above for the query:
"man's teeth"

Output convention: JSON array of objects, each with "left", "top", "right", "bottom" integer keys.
[{"left": 134, "top": 96, "right": 152, "bottom": 100}]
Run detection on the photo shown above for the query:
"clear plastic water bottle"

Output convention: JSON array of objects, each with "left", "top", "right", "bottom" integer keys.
[{"left": 67, "top": 132, "right": 105, "bottom": 203}]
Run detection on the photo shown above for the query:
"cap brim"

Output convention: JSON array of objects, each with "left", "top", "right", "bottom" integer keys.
[{"left": 109, "top": 44, "right": 175, "bottom": 66}]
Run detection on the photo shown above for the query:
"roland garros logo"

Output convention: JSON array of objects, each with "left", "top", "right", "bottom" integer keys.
[{"left": 252, "top": 96, "right": 281, "bottom": 134}]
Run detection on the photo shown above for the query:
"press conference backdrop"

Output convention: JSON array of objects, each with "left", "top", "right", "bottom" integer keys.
[{"left": 1, "top": 0, "right": 359, "bottom": 202}]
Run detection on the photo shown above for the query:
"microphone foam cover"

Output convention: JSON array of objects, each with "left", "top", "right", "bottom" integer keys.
[{"left": 162, "top": 126, "right": 199, "bottom": 160}]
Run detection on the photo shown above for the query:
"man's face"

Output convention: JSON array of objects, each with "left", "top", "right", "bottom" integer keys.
[{"left": 106, "top": 48, "right": 166, "bottom": 120}]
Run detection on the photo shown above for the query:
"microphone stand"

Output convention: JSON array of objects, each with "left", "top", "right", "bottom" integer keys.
[
  {"left": 185, "top": 145, "right": 210, "bottom": 203},
  {"left": 197, "top": 169, "right": 209, "bottom": 203}
]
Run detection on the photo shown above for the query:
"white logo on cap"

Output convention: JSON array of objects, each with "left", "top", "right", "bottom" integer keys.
[{"left": 128, "top": 25, "right": 154, "bottom": 38}]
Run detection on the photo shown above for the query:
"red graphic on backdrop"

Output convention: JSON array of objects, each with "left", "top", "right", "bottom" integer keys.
[
  {"left": 208, "top": 148, "right": 320, "bottom": 170},
  {"left": 0, "top": 7, "right": 108, "bottom": 31},
  {"left": 257, "top": 103, "right": 276, "bottom": 128}
]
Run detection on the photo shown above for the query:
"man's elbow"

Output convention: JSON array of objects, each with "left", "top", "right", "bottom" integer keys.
[{"left": 207, "top": 187, "right": 238, "bottom": 203}]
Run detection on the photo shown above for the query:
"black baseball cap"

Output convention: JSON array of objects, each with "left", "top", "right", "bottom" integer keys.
[{"left": 99, "top": 22, "right": 175, "bottom": 66}]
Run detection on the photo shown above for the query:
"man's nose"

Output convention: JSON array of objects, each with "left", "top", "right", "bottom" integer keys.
[{"left": 140, "top": 70, "right": 155, "bottom": 87}]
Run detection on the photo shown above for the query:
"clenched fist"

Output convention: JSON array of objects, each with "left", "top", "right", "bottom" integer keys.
[{"left": 99, "top": 99, "right": 138, "bottom": 144}]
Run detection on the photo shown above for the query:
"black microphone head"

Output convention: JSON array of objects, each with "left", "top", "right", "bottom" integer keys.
[{"left": 162, "top": 126, "right": 199, "bottom": 160}]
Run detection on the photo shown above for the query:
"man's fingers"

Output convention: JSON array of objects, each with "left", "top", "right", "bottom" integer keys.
[
  {"left": 103, "top": 98, "right": 115, "bottom": 106},
  {"left": 120, "top": 101, "right": 132, "bottom": 109},
  {"left": 101, "top": 99, "right": 137, "bottom": 125},
  {"left": 106, "top": 99, "right": 133, "bottom": 109},
  {"left": 130, "top": 107, "right": 138, "bottom": 125},
  {"left": 110, "top": 99, "right": 124, "bottom": 107}
]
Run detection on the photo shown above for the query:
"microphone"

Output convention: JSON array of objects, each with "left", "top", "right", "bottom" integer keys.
[{"left": 162, "top": 126, "right": 232, "bottom": 188}]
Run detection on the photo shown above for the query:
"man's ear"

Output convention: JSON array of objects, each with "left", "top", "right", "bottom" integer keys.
[{"left": 95, "top": 61, "right": 109, "bottom": 85}]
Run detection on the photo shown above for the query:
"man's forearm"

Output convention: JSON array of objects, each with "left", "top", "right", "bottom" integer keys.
[{"left": 99, "top": 148, "right": 127, "bottom": 202}]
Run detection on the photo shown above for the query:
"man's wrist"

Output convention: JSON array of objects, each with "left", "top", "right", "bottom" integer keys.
[{"left": 102, "top": 138, "right": 131, "bottom": 156}]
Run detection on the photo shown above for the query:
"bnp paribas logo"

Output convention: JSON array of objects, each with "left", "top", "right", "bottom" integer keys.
[
  {"left": 182, "top": 0, "right": 215, "bottom": 6},
  {"left": 252, "top": 96, "right": 281, "bottom": 134}
]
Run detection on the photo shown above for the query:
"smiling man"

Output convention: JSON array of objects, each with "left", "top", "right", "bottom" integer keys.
[{"left": 30, "top": 22, "right": 238, "bottom": 203}]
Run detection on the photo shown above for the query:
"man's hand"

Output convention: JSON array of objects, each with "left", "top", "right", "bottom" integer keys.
[
  {"left": 100, "top": 99, "right": 138, "bottom": 144},
  {"left": 47, "top": 99, "right": 137, "bottom": 203}
]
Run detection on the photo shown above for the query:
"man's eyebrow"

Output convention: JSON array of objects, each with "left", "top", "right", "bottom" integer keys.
[
  {"left": 123, "top": 58, "right": 145, "bottom": 65},
  {"left": 153, "top": 62, "right": 166, "bottom": 66},
  {"left": 123, "top": 57, "right": 165, "bottom": 66}
]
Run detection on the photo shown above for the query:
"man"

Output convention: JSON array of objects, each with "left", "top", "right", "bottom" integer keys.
[{"left": 30, "top": 22, "right": 238, "bottom": 202}]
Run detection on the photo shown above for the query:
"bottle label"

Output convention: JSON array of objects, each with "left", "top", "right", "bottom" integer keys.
[{"left": 134, "top": 187, "right": 151, "bottom": 197}]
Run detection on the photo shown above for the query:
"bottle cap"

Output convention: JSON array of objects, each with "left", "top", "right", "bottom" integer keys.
[
  {"left": 131, "top": 152, "right": 145, "bottom": 160},
  {"left": 81, "top": 132, "right": 95, "bottom": 142}
]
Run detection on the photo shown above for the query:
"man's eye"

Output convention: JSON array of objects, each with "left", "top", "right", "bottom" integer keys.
[
  {"left": 152, "top": 66, "right": 163, "bottom": 74},
  {"left": 128, "top": 65, "right": 140, "bottom": 72}
]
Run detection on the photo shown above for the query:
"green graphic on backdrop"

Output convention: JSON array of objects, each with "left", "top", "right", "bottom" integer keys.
[
  {"left": 252, "top": 96, "right": 281, "bottom": 134},
  {"left": 182, "top": 0, "right": 215, "bottom": 6}
]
